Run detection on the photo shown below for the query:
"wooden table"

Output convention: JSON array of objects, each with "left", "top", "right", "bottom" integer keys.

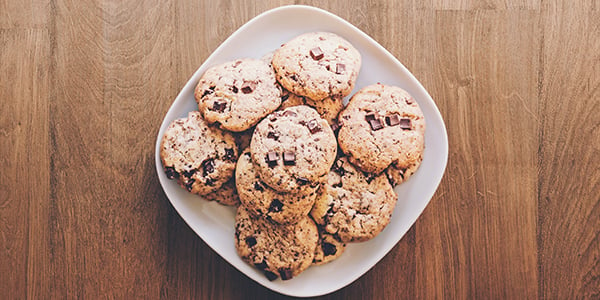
[{"left": 1, "top": 1, "right": 598, "bottom": 299}]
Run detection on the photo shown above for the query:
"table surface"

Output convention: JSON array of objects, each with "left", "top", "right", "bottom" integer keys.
[{"left": 1, "top": 1, "right": 598, "bottom": 299}]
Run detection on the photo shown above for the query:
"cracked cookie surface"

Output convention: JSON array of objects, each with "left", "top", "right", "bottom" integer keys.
[
  {"left": 272, "top": 32, "right": 361, "bottom": 101},
  {"left": 195, "top": 58, "right": 281, "bottom": 132},
  {"left": 160, "top": 111, "right": 238, "bottom": 195},
  {"left": 251, "top": 106, "right": 337, "bottom": 195},
  {"left": 311, "top": 156, "right": 397, "bottom": 243},
  {"left": 236, "top": 149, "right": 317, "bottom": 224},
  {"left": 337, "top": 83, "right": 425, "bottom": 176},
  {"left": 235, "top": 206, "right": 318, "bottom": 281}
]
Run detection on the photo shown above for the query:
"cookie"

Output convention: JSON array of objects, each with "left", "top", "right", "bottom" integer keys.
[
  {"left": 313, "top": 227, "right": 346, "bottom": 265},
  {"left": 194, "top": 58, "right": 281, "bottom": 132},
  {"left": 160, "top": 111, "right": 238, "bottom": 195},
  {"left": 235, "top": 205, "right": 318, "bottom": 281},
  {"left": 236, "top": 149, "right": 317, "bottom": 225},
  {"left": 337, "top": 83, "right": 425, "bottom": 175},
  {"left": 203, "top": 178, "right": 240, "bottom": 206},
  {"left": 279, "top": 88, "right": 344, "bottom": 125},
  {"left": 250, "top": 106, "right": 337, "bottom": 195},
  {"left": 272, "top": 32, "right": 361, "bottom": 101},
  {"left": 311, "top": 156, "right": 397, "bottom": 243}
]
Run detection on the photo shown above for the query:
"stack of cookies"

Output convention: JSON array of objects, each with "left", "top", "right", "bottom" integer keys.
[{"left": 160, "top": 32, "right": 426, "bottom": 281}]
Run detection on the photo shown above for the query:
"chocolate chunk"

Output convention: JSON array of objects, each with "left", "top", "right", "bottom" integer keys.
[
  {"left": 283, "top": 110, "right": 297, "bottom": 117},
  {"left": 332, "top": 182, "right": 343, "bottom": 188},
  {"left": 269, "top": 199, "right": 283, "bottom": 212},
  {"left": 266, "top": 151, "right": 278, "bottom": 167},
  {"left": 365, "top": 113, "right": 378, "bottom": 122},
  {"left": 279, "top": 268, "right": 293, "bottom": 280},
  {"left": 310, "top": 47, "right": 324, "bottom": 60},
  {"left": 245, "top": 236, "right": 257, "bottom": 247},
  {"left": 306, "top": 119, "right": 321, "bottom": 134},
  {"left": 253, "top": 182, "right": 264, "bottom": 191},
  {"left": 399, "top": 118, "right": 412, "bottom": 130},
  {"left": 283, "top": 151, "right": 296, "bottom": 166},
  {"left": 164, "top": 166, "right": 178, "bottom": 179},
  {"left": 369, "top": 119, "right": 384, "bottom": 131},
  {"left": 322, "top": 242, "right": 337, "bottom": 256},
  {"left": 296, "top": 177, "right": 309, "bottom": 185},
  {"left": 231, "top": 86, "right": 238, "bottom": 93},
  {"left": 182, "top": 169, "right": 196, "bottom": 178},
  {"left": 185, "top": 179, "right": 195, "bottom": 191},
  {"left": 385, "top": 114, "right": 401, "bottom": 127},
  {"left": 254, "top": 260, "right": 268, "bottom": 270},
  {"left": 211, "top": 100, "right": 226, "bottom": 113},
  {"left": 290, "top": 74, "right": 297, "bottom": 81},
  {"left": 267, "top": 131, "right": 280, "bottom": 141},
  {"left": 201, "top": 89, "right": 213, "bottom": 98},
  {"left": 205, "top": 178, "right": 215, "bottom": 186},
  {"left": 241, "top": 81, "right": 255, "bottom": 94},
  {"left": 202, "top": 159, "right": 215, "bottom": 176},
  {"left": 335, "top": 63, "right": 345, "bottom": 74},
  {"left": 264, "top": 271, "right": 278, "bottom": 281},
  {"left": 224, "top": 148, "right": 235, "bottom": 161}
]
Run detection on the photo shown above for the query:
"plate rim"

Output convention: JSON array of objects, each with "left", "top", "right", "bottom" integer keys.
[{"left": 155, "top": 4, "right": 448, "bottom": 297}]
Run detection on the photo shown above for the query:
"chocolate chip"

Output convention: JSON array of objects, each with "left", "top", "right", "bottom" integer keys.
[
  {"left": 290, "top": 74, "right": 297, "bottom": 81},
  {"left": 211, "top": 100, "right": 226, "bottom": 113},
  {"left": 201, "top": 89, "right": 213, "bottom": 98},
  {"left": 283, "top": 110, "right": 297, "bottom": 117},
  {"left": 335, "top": 63, "right": 345, "bottom": 74},
  {"left": 279, "top": 268, "right": 293, "bottom": 280},
  {"left": 281, "top": 93, "right": 290, "bottom": 101},
  {"left": 245, "top": 236, "right": 257, "bottom": 247},
  {"left": 405, "top": 97, "right": 414, "bottom": 104},
  {"left": 364, "top": 173, "right": 376, "bottom": 184},
  {"left": 185, "top": 179, "right": 195, "bottom": 191},
  {"left": 267, "top": 131, "right": 279, "bottom": 141},
  {"left": 332, "top": 182, "right": 343, "bottom": 188},
  {"left": 310, "top": 47, "right": 324, "bottom": 60},
  {"left": 264, "top": 271, "right": 278, "bottom": 281},
  {"left": 241, "top": 82, "right": 255, "bottom": 94},
  {"left": 224, "top": 148, "right": 235, "bottom": 161},
  {"left": 306, "top": 119, "right": 321, "bottom": 134},
  {"left": 205, "top": 178, "right": 215, "bottom": 186},
  {"left": 283, "top": 151, "right": 296, "bottom": 166},
  {"left": 254, "top": 182, "right": 264, "bottom": 191},
  {"left": 385, "top": 114, "right": 401, "bottom": 127},
  {"left": 266, "top": 151, "right": 278, "bottom": 167},
  {"left": 369, "top": 119, "right": 384, "bottom": 131},
  {"left": 182, "top": 169, "right": 196, "bottom": 178},
  {"left": 231, "top": 86, "right": 238, "bottom": 93},
  {"left": 322, "top": 242, "right": 337, "bottom": 256},
  {"left": 254, "top": 261, "right": 268, "bottom": 270},
  {"left": 399, "top": 118, "right": 412, "bottom": 130},
  {"left": 269, "top": 199, "right": 283, "bottom": 212},
  {"left": 202, "top": 159, "right": 215, "bottom": 176},
  {"left": 296, "top": 177, "right": 309, "bottom": 185},
  {"left": 165, "top": 166, "right": 178, "bottom": 179}
]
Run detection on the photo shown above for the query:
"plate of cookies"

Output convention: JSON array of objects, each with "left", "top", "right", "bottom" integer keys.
[{"left": 155, "top": 5, "right": 448, "bottom": 297}]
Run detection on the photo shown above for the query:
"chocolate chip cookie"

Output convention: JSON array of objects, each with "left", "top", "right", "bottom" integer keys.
[
  {"left": 272, "top": 32, "right": 361, "bottom": 101},
  {"left": 236, "top": 149, "right": 317, "bottom": 224},
  {"left": 337, "top": 83, "right": 425, "bottom": 175},
  {"left": 250, "top": 106, "right": 337, "bottom": 195},
  {"left": 160, "top": 111, "right": 238, "bottom": 195},
  {"left": 235, "top": 205, "right": 318, "bottom": 281},
  {"left": 311, "top": 156, "right": 398, "bottom": 243},
  {"left": 195, "top": 58, "right": 281, "bottom": 132}
]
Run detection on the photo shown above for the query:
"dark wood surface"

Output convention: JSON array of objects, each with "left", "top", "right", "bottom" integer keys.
[{"left": 1, "top": 1, "right": 598, "bottom": 298}]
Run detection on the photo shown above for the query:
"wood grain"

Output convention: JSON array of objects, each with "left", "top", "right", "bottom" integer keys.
[{"left": 0, "top": 0, "right": 599, "bottom": 299}]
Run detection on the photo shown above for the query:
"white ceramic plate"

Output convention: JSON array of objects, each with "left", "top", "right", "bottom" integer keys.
[{"left": 155, "top": 5, "right": 448, "bottom": 297}]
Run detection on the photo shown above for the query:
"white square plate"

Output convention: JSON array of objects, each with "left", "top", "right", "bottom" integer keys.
[{"left": 155, "top": 5, "right": 448, "bottom": 297}]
